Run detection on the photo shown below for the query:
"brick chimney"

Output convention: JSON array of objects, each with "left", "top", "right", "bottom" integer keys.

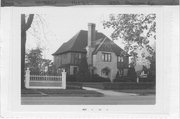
[
  {"left": 88, "top": 23, "right": 96, "bottom": 47},
  {"left": 87, "top": 23, "right": 96, "bottom": 71}
]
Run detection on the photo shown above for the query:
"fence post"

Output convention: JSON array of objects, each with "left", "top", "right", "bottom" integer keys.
[
  {"left": 25, "top": 68, "right": 30, "bottom": 88},
  {"left": 62, "top": 69, "right": 66, "bottom": 89}
]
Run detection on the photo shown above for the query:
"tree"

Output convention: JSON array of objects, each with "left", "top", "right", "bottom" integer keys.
[
  {"left": 146, "top": 52, "right": 156, "bottom": 81},
  {"left": 47, "top": 62, "right": 57, "bottom": 75},
  {"left": 103, "top": 14, "right": 156, "bottom": 66},
  {"left": 25, "top": 47, "right": 53, "bottom": 75},
  {"left": 21, "top": 14, "right": 34, "bottom": 89},
  {"left": 25, "top": 47, "right": 43, "bottom": 75},
  {"left": 76, "top": 57, "right": 90, "bottom": 82}
]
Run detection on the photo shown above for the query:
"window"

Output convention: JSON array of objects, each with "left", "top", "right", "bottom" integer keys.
[
  {"left": 73, "top": 67, "right": 78, "bottom": 74},
  {"left": 78, "top": 53, "right": 81, "bottom": 59},
  {"left": 118, "top": 56, "right": 123, "bottom": 62},
  {"left": 102, "top": 53, "right": 111, "bottom": 62}
]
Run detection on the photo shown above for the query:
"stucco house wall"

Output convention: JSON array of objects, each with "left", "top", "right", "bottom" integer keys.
[{"left": 93, "top": 51, "right": 118, "bottom": 82}]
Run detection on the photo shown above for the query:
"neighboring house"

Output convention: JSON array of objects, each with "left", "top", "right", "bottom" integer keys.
[{"left": 52, "top": 23, "right": 129, "bottom": 82}]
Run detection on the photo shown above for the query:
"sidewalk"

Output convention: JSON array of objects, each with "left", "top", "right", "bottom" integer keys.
[{"left": 83, "top": 87, "right": 138, "bottom": 97}]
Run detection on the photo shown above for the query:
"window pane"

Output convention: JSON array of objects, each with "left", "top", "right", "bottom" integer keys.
[
  {"left": 102, "top": 54, "right": 104, "bottom": 61},
  {"left": 79, "top": 53, "right": 81, "bottom": 59},
  {"left": 118, "top": 56, "right": 120, "bottom": 62},
  {"left": 105, "top": 54, "right": 107, "bottom": 61},
  {"left": 108, "top": 54, "right": 111, "bottom": 62},
  {"left": 121, "top": 57, "right": 123, "bottom": 62}
]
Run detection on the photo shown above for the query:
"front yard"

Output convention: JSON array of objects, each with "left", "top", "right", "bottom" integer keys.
[
  {"left": 21, "top": 89, "right": 104, "bottom": 97},
  {"left": 82, "top": 82, "right": 155, "bottom": 90},
  {"left": 113, "top": 89, "right": 155, "bottom": 96}
]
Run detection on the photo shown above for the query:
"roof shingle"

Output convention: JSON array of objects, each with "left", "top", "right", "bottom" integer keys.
[{"left": 52, "top": 30, "right": 127, "bottom": 56}]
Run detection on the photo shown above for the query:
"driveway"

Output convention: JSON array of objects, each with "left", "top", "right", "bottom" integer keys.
[{"left": 82, "top": 87, "right": 138, "bottom": 96}]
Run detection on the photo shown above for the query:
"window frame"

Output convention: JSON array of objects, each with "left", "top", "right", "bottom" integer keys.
[
  {"left": 118, "top": 56, "right": 123, "bottom": 62},
  {"left": 102, "top": 52, "right": 111, "bottom": 62}
]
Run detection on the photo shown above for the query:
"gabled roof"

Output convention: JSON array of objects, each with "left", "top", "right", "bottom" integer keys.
[
  {"left": 52, "top": 30, "right": 127, "bottom": 56},
  {"left": 92, "top": 37, "right": 128, "bottom": 56},
  {"left": 52, "top": 30, "right": 105, "bottom": 55}
]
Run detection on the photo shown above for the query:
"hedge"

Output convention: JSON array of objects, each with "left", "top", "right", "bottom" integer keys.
[
  {"left": 67, "top": 74, "right": 110, "bottom": 82},
  {"left": 66, "top": 82, "right": 83, "bottom": 89}
]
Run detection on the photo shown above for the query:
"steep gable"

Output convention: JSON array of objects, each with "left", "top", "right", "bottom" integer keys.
[
  {"left": 52, "top": 30, "right": 128, "bottom": 56},
  {"left": 93, "top": 37, "right": 127, "bottom": 56},
  {"left": 52, "top": 30, "right": 106, "bottom": 55}
]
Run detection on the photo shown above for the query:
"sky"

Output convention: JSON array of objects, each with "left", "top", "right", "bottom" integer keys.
[{"left": 26, "top": 7, "right": 124, "bottom": 60}]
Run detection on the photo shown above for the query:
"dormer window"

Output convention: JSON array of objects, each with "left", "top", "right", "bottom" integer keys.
[{"left": 118, "top": 56, "right": 123, "bottom": 62}]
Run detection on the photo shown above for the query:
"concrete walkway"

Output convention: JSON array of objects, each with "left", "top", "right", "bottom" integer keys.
[{"left": 83, "top": 87, "right": 138, "bottom": 97}]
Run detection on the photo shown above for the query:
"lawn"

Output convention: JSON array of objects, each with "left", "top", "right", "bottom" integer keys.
[
  {"left": 21, "top": 89, "right": 104, "bottom": 97},
  {"left": 114, "top": 89, "right": 155, "bottom": 96},
  {"left": 82, "top": 82, "right": 155, "bottom": 90}
]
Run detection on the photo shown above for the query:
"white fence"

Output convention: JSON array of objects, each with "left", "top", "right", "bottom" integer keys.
[{"left": 25, "top": 68, "right": 66, "bottom": 89}]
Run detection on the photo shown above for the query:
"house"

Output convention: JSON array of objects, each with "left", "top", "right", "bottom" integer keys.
[{"left": 52, "top": 23, "right": 129, "bottom": 82}]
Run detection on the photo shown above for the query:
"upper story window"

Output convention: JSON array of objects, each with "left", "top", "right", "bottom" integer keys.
[
  {"left": 102, "top": 53, "right": 111, "bottom": 62},
  {"left": 78, "top": 53, "right": 81, "bottom": 59},
  {"left": 118, "top": 56, "right": 123, "bottom": 62}
]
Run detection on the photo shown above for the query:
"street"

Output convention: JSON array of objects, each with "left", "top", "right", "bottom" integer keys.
[{"left": 21, "top": 89, "right": 155, "bottom": 105}]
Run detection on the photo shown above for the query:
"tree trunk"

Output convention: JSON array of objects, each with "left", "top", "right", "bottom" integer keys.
[
  {"left": 21, "top": 14, "right": 34, "bottom": 89},
  {"left": 21, "top": 14, "right": 26, "bottom": 89},
  {"left": 21, "top": 30, "right": 26, "bottom": 89}
]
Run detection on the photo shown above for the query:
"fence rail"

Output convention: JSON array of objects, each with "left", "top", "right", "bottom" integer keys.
[
  {"left": 30, "top": 75, "right": 62, "bottom": 81},
  {"left": 25, "top": 68, "right": 66, "bottom": 89}
]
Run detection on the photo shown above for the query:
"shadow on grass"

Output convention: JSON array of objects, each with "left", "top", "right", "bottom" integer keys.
[
  {"left": 21, "top": 88, "right": 104, "bottom": 97},
  {"left": 113, "top": 89, "right": 156, "bottom": 96}
]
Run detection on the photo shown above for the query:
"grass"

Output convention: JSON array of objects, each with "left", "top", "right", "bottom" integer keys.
[
  {"left": 21, "top": 89, "right": 104, "bottom": 97},
  {"left": 114, "top": 89, "right": 155, "bottom": 96},
  {"left": 82, "top": 82, "right": 155, "bottom": 90}
]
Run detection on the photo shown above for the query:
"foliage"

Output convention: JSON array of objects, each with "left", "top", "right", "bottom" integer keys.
[
  {"left": 67, "top": 74, "right": 110, "bottom": 82},
  {"left": 76, "top": 57, "right": 91, "bottom": 82},
  {"left": 91, "top": 74, "right": 110, "bottom": 82},
  {"left": 103, "top": 14, "right": 156, "bottom": 66},
  {"left": 25, "top": 47, "right": 54, "bottom": 75},
  {"left": 47, "top": 62, "right": 57, "bottom": 75},
  {"left": 127, "top": 67, "right": 137, "bottom": 82},
  {"left": 147, "top": 52, "right": 156, "bottom": 81}
]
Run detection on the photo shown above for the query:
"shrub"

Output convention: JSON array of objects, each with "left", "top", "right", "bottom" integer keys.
[
  {"left": 76, "top": 72, "right": 91, "bottom": 82},
  {"left": 67, "top": 73, "right": 111, "bottom": 82},
  {"left": 67, "top": 75, "right": 77, "bottom": 82},
  {"left": 67, "top": 82, "right": 82, "bottom": 89},
  {"left": 127, "top": 67, "right": 137, "bottom": 82},
  {"left": 114, "top": 77, "right": 132, "bottom": 82},
  {"left": 91, "top": 74, "right": 110, "bottom": 82}
]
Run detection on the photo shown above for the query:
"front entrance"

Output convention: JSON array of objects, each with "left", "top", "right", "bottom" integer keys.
[{"left": 101, "top": 67, "right": 111, "bottom": 79}]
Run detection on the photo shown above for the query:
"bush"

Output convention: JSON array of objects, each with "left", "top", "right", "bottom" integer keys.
[
  {"left": 67, "top": 74, "right": 111, "bottom": 82},
  {"left": 67, "top": 75, "right": 77, "bottom": 82},
  {"left": 67, "top": 82, "right": 82, "bottom": 89},
  {"left": 91, "top": 74, "right": 110, "bottom": 82},
  {"left": 114, "top": 77, "right": 132, "bottom": 82},
  {"left": 76, "top": 71, "right": 91, "bottom": 82},
  {"left": 127, "top": 67, "right": 137, "bottom": 82}
]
